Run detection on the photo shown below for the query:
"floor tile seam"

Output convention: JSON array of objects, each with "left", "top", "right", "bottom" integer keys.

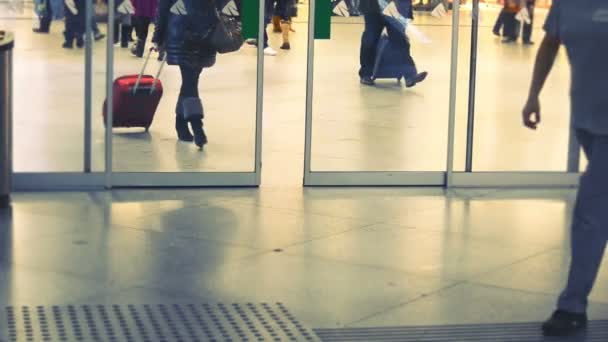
[
  {"left": 111, "top": 224, "right": 275, "bottom": 252},
  {"left": 221, "top": 199, "right": 447, "bottom": 224},
  {"left": 273, "top": 250, "right": 466, "bottom": 283},
  {"left": 272, "top": 222, "right": 382, "bottom": 250},
  {"left": 66, "top": 284, "right": 215, "bottom": 305},
  {"left": 329, "top": 221, "right": 565, "bottom": 252},
  {"left": 464, "top": 281, "right": 568, "bottom": 301},
  {"left": 344, "top": 281, "right": 468, "bottom": 328},
  {"left": 398, "top": 226, "right": 567, "bottom": 250},
  {"left": 467, "top": 245, "right": 564, "bottom": 280},
  {"left": 7, "top": 260, "right": 128, "bottom": 287}
]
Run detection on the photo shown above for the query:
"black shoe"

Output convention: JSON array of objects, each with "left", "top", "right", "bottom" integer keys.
[
  {"left": 280, "top": 42, "right": 291, "bottom": 50},
  {"left": 502, "top": 37, "right": 517, "bottom": 43},
  {"left": 175, "top": 116, "right": 194, "bottom": 142},
  {"left": 94, "top": 32, "right": 106, "bottom": 41},
  {"left": 33, "top": 28, "right": 49, "bottom": 34},
  {"left": 405, "top": 71, "right": 428, "bottom": 88},
  {"left": 523, "top": 40, "right": 535, "bottom": 45},
  {"left": 76, "top": 38, "right": 84, "bottom": 48},
  {"left": 492, "top": 30, "right": 501, "bottom": 37},
  {"left": 360, "top": 76, "right": 375, "bottom": 86},
  {"left": 190, "top": 120, "right": 207, "bottom": 148},
  {"left": 62, "top": 41, "right": 73, "bottom": 49},
  {"left": 542, "top": 310, "right": 588, "bottom": 337}
]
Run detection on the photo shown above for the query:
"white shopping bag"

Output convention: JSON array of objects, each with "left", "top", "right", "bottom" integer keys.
[
  {"left": 431, "top": 3, "right": 447, "bottom": 19},
  {"left": 117, "top": 0, "right": 135, "bottom": 15},
  {"left": 333, "top": 0, "right": 351, "bottom": 17},
  {"left": 516, "top": 7, "right": 531, "bottom": 24},
  {"left": 222, "top": 0, "right": 240, "bottom": 16},
  {"left": 406, "top": 19, "right": 432, "bottom": 44},
  {"left": 65, "top": 0, "right": 78, "bottom": 15}
]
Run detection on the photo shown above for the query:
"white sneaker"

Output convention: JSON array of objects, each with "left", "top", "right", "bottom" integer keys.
[{"left": 264, "top": 47, "right": 277, "bottom": 56}]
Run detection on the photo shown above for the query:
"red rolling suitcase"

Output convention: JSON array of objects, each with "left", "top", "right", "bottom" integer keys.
[{"left": 103, "top": 49, "right": 165, "bottom": 131}]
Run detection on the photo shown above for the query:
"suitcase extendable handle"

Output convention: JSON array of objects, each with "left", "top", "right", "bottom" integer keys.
[{"left": 133, "top": 48, "right": 167, "bottom": 95}]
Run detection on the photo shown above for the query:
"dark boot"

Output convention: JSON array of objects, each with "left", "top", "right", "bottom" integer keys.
[
  {"left": 175, "top": 116, "right": 194, "bottom": 142},
  {"left": 190, "top": 119, "right": 208, "bottom": 148},
  {"left": 181, "top": 97, "right": 206, "bottom": 148},
  {"left": 62, "top": 32, "right": 74, "bottom": 49},
  {"left": 131, "top": 40, "right": 145, "bottom": 58}
]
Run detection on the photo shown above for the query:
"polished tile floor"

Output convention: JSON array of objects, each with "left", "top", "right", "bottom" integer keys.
[
  {"left": 1, "top": 5, "right": 580, "bottom": 181},
  {"left": 2, "top": 187, "right": 608, "bottom": 331}
]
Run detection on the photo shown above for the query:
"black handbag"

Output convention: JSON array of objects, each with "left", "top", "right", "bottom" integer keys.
[{"left": 209, "top": 7, "right": 244, "bottom": 54}]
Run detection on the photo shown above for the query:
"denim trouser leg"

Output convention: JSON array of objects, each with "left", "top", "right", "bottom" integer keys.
[
  {"left": 359, "top": 12, "right": 384, "bottom": 77},
  {"left": 522, "top": 4, "right": 535, "bottom": 42},
  {"left": 557, "top": 130, "right": 608, "bottom": 314}
]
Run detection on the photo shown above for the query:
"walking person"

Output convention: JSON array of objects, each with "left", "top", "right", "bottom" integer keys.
[
  {"left": 358, "top": 0, "right": 427, "bottom": 87},
  {"left": 34, "top": 0, "right": 54, "bottom": 33},
  {"left": 153, "top": 0, "right": 220, "bottom": 148},
  {"left": 63, "top": 0, "right": 85, "bottom": 48},
  {"left": 131, "top": 0, "right": 158, "bottom": 57},
  {"left": 522, "top": 0, "right": 608, "bottom": 337}
]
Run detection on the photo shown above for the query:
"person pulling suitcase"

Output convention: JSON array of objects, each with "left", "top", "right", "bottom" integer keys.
[{"left": 358, "top": 0, "right": 427, "bottom": 87}]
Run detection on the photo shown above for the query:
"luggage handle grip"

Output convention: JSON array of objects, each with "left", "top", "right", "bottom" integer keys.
[{"left": 133, "top": 48, "right": 166, "bottom": 95}]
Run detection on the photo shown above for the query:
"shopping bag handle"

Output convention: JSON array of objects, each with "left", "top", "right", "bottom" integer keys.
[{"left": 133, "top": 48, "right": 166, "bottom": 95}]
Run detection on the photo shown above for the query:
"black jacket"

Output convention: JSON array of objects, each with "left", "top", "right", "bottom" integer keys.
[{"left": 153, "top": 0, "right": 218, "bottom": 67}]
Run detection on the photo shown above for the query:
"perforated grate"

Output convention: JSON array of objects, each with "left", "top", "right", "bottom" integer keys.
[
  {"left": 315, "top": 321, "right": 608, "bottom": 341},
  {"left": 0, "top": 303, "right": 320, "bottom": 342}
]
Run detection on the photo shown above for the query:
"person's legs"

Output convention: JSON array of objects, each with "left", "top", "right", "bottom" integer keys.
[
  {"left": 558, "top": 131, "right": 608, "bottom": 312},
  {"left": 523, "top": 3, "right": 534, "bottom": 43},
  {"left": 493, "top": 9, "right": 505, "bottom": 36},
  {"left": 35, "top": 0, "right": 53, "bottom": 33},
  {"left": 121, "top": 22, "right": 132, "bottom": 48},
  {"left": 501, "top": 10, "right": 518, "bottom": 42},
  {"left": 544, "top": 130, "right": 608, "bottom": 336},
  {"left": 178, "top": 65, "right": 206, "bottom": 147},
  {"left": 359, "top": 12, "right": 384, "bottom": 79}
]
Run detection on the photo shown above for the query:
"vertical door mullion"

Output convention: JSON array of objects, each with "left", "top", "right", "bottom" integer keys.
[
  {"left": 105, "top": 0, "right": 115, "bottom": 189},
  {"left": 303, "top": 0, "right": 316, "bottom": 186},
  {"left": 465, "top": 0, "right": 479, "bottom": 172},
  {"left": 254, "top": 0, "right": 266, "bottom": 185},
  {"left": 445, "top": 0, "right": 461, "bottom": 188},
  {"left": 84, "top": 0, "right": 93, "bottom": 173}
]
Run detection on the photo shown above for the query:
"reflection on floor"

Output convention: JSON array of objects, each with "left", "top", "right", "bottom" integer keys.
[
  {"left": 3, "top": 7, "right": 574, "bottom": 180},
  {"left": 1, "top": 188, "right": 608, "bottom": 334}
]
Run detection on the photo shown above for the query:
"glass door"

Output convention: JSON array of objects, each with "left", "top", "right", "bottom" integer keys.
[
  {"left": 303, "top": 0, "right": 460, "bottom": 186},
  {"left": 108, "top": 0, "right": 265, "bottom": 187},
  {"left": 12, "top": 0, "right": 266, "bottom": 190},
  {"left": 450, "top": 0, "right": 579, "bottom": 187}
]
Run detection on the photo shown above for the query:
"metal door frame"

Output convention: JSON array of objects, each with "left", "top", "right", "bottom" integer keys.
[
  {"left": 302, "top": 0, "right": 580, "bottom": 188},
  {"left": 13, "top": 0, "right": 266, "bottom": 190}
]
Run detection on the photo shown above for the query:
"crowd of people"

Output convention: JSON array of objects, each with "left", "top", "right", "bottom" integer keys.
[{"left": 33, "top": 0, "right": 159, "bottom": 56}]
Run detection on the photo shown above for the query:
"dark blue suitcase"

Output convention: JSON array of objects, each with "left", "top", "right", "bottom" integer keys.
[{"left": 372, "top": 34, "right": 417, "bottom": 82}]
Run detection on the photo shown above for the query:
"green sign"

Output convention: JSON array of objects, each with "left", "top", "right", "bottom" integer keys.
[
  {"left": 241, "top": 0, "right": 331, "bottom": 40},
  {"left": 315, "top": 0, "right": 331, "bottom": 40},
  {"left": 242, "top": 0, "right": 260, "bottom": 39}
]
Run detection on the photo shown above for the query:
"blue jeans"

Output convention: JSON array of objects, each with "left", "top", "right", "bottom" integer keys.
[
  {"left": 557, "top": 129, "right": 608, "bottom": 313},
  {"left": 359, "top": 12, "right": 415, "bottom": 78}
]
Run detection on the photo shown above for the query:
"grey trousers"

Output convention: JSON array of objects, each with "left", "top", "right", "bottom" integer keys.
[{"left": 558, "top": 129, "right": 608, "bottom": 313}]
